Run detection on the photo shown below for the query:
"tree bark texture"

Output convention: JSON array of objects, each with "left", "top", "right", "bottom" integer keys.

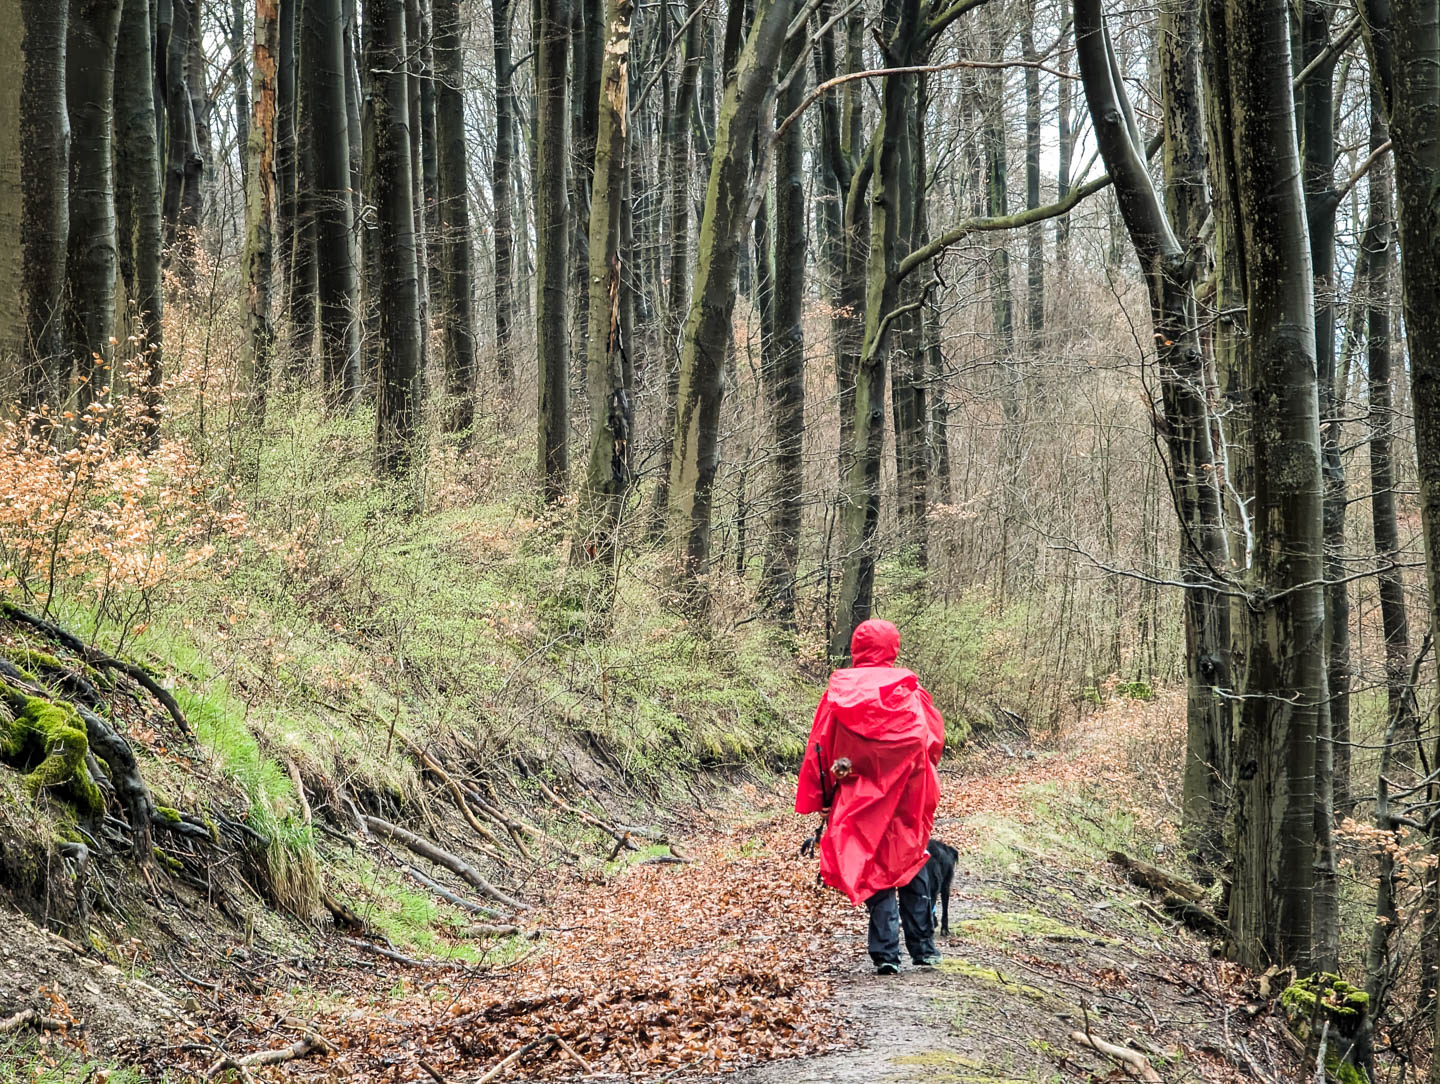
[
  {"left": 65, "top": 0, "right": 122, "bottom": 414},
  {"left": 371, "top": 0, "right": 424, "bottom": 477},
  {"left": 1206, "top": 0, "right": 1323, "bottom": 972},
  {"left": 666, "top": 0, "right": 796, "bottom": 577},
  {"left": 492, "top": 0, "right": 516, "bottom": 387},
  {"left": 0, "top": 0, "right": 70, "bottom": 413},
  {"left": 535, "top": 0, "right": 571, "bottom": 503},
  {"left": 573, "top": 0, "right": 635, "bottom": 562},
  {"left": 115, "top": 0, "right": 164, "bottom": 442},
  {"left": 434, "top": 0, "right": 477, "bottom": 430},
  {"left": 760, "top": 22, "right": 807, "bottom": 622},
  {"left": 242, "top": 0, "right": 280, "bottom": 419},
  {"left": 303, "top": 0, "right": 362, "bottom": 408}
]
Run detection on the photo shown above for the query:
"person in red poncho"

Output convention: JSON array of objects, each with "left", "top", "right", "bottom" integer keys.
[{"left": 795, "top": 619, "right": 945, "bottom": 974}]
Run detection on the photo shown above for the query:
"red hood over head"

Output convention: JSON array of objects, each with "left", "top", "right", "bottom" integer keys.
[{"left": 850, "top": 619, "right": 900, "bottom": 667}]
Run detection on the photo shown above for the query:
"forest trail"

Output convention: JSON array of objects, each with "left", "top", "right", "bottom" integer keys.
[{"left": 3, "top": 695, "right": 1303, "bottom": 1082}]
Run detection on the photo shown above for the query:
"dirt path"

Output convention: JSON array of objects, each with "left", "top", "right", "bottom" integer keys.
[{"left": 3, "top": 701, "right": 1307, "bottom": 1082}]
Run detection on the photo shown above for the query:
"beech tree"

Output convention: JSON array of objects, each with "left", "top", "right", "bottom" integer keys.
[{"left": 0, "top": 0, "right": 69, "bottom": 415}]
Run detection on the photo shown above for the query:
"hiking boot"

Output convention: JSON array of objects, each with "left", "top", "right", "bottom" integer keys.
[
  {"left": 875, "top": 961, "right": 900, "bottom": 976},
  {"left": 914, "top": 955, "right": 944, "bottom": 968}
]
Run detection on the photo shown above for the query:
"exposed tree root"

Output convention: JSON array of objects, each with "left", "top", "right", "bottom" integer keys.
[
  {"left": 1, "top": 603, "right": 193, "bottom": 738},
  {"left": 474, "top": 1033, "right": 560, "bottom": 1084},
  {"left": 362, "top": 815, "right": 525, "bottom": 910},
  {"left": 397, "top": 733, "right": 509, "bottom": 852}
]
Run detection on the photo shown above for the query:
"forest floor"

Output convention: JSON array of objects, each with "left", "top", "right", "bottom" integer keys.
[{"left": 1, "top": 693, "right": 1307, "bottom": 1083}]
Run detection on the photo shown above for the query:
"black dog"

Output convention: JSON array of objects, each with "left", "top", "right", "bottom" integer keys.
[{"left": 925, "top": 838, "right": 959, "bottom": 934}]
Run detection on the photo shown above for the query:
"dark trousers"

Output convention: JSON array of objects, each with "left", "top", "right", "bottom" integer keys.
[{"left": 865, "top": 869, "right": 936, "bottom": 966}]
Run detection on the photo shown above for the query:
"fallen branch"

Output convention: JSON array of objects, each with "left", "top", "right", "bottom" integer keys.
[
  {"left": 342, "top": 936, "right": 470, "bottom": 970},
  {"left": 206, "top": 1033, "right": 332, "bottom": 1076},
  {"left": 0, "top": 1008, "right": 66, "bottom": 1034},
  {"left": 465, "top": 923, "right": 539, "bottom": 939},
  {"left": 363, "top": 815, "right": 525, "bottom": 910},
  {"left": 402, "top": 863, "right": 504, "bottom": 918},
  {"left": 1161, "top": 894, "right": 1230, "bottom": 939},
  {"left": 1108, "top": 851, "right": 1207, "bottom": 903},
  {"left": 1070, "top": 1029, "right": 1162, "bottom": 1083},
  {"left": 475, "top": 1034, "right": 559, "bottom": 1084}
]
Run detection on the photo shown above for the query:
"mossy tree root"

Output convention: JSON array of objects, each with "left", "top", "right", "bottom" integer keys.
[
  {"left": 0, "top": 677, "right": 106, "bottom": 818},
  {"left": 1, "top": 602, "right": 193, "bottom": 738}
]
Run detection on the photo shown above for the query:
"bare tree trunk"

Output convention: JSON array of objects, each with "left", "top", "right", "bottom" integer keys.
[
  {"left": 160, "top": 0, "right": 203, "bottom": 267},
  {"left": 492, "top": 0, "right": 516, "bottom": 388},
  {"left": 115, "top": 0, "right": 164, "bottom": 442},
  {"left": 66, "top": 0, "right": 122, "bottom": 415},
  {"left": 242, "top": 0, "right": 279, "bottom": 419},
  {"left": 371, "top": 0, "right": 424, "bottom": 477},
  {"left": 572, "top": 0, "right": 634, "bottom": 562},
  {"left": 233, "top": 0, "right": 250, "bottom": 192},
  {"left": 760, "top": 21, "right": 807, "bottom": 621},
  {"left": 304, "top": 0, "right": 361, "bottom": 408},
  {"left": 1079, "top": 0, "right": 1232, "bottom": 865},
  {"left": 0, "top": 0, "right": 69, "bottom": 415},
  {"left": 650, "top": 0, "right": 701, "bottom": 528},
  {"left": 1205, "top": 0, "right": 1322, "bottom": 972},
  {"left": 665, "top": 0, "right": 795, "bottom": 578},
  {"left": 434, "top": 0, "right": 477, "bottom": 430},
  {"left": 1021, "top": 0, "right": 1043, "bottom": 342},
  {"left": 1299, "top": 0, "right": 1340, "bottom": 974},
  {"left": 535, "top": 0, "right": 571, "bottom": 502}
]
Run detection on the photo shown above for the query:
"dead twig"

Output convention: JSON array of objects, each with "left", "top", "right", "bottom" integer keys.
[
  {"left": 206, "top": 1033, "right": 332, "bottom": 1076},
  {"left": 0, "top": 1008, "right": 66, "bottom": 1034},
  {"left": 1070, "top": 1029, "right": 1163, "bottom": 1083},
  {"left": 474, "top": 1033, "right": 559, "bottom": 1084}
]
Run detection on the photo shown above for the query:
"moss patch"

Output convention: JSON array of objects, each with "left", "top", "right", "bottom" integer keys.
[
  {"left": 954, "top": 910, "right": 1108, "bottom": 947},
  {"left": 0, "top": 683, "right": 104, "bottom": 818}
]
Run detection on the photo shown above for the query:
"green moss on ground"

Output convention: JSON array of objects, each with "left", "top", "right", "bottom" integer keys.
[{"left": 954, "top": 910, "right": 1109, "bottom": 947}]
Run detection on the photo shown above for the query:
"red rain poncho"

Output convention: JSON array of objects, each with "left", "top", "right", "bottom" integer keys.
[{"left": 795, "top": 619, "right": 945, "bottom": 904}]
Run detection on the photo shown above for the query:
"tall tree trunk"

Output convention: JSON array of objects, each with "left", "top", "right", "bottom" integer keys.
[
  {"left": 831, "top": 0, "right": 920, "bottom": 657},
  {"left": 536, "top": 0, "right": 571, "bottom": 502},
  {"left": 760, "top": 21, "right": 806, "bottom": 621},
  {"left": 665, "top": 0, "right": 796, "bottom": 578},
  {"left": 303, "top": 0, "right": 361, "bottom": 408},
  {"left": 1206, "top": 0, "right": 1322, "bottom": 972},
  {"left": 1362, "top": 88, "right": 1414, "bottom": 778},
  {"left": 0, "top": 0, "right": 69, "bottom": 415},
  {"left": 242, "top": 0, "right": 279, "bottom": 418},
  {"left": 186, "top": 16, "right": 212, "bottom": 229},
  {"left": 434, "top": 0, "right": 477, "bottom": 430},
  {"left": 492, "top": 0, "right": 516, "bottom": 388},
  {"left": 371, "top": 0, "right": 424, "bottom": 477},
  {"left": 275, "top": 0, "right": 298, "bottom": 284},
  {"left": 650, "top": 0, "right": 701, "bottom": 528},
  {"left": 115, "top": 0, "right": 164, "bottom": 442},
  {"left": 1056, "top": 17, "right": 1074, "bottom": 265},
  {"left": 233, "top": 0, "right": 251, "bottom": 192},
  {"left": 161, "top": 0, "right": 203, "bottom": 267},
  {"left": 572, "top": 0, "right": 634, "bottom": 561},
  {"left": 1299, "top": 0, "right": 1341, "bottom": 974},
  {"left": 1021, "top": 0, "right": 1043, "bottom": 342},
  {"left": 1356, "top": 0, "right": 1440, "bottom": 1038},
  {"left": 66, "top": 0, "right": 122, "bottom": 415},
  {"left": 404, "top": 0, "right": 430, "bottom": 396}
]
